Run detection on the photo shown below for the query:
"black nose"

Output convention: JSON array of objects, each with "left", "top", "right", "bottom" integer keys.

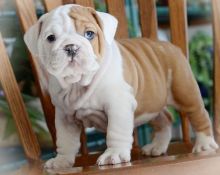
[{"left": 64, "top": 44, "right": 79, "bottom": 57}]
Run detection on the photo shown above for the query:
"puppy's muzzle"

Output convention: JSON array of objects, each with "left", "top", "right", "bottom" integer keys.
[{"left": 64, "top": 44, "right": 80, "bottom": 60}]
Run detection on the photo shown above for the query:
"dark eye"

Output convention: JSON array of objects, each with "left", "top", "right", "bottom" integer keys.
[
  {"left": 47, "top": 35, "right": 56, "bottom": 43},
  {"left": 84, "top": 31, "right": 95, "bottom": 40}
]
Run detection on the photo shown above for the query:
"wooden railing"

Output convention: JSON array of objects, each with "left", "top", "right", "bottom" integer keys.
[
  {"left": 12, "top": 0, "right": 220, "bottom": 164},
  {"left": 43, "top": 0, "right": 193, "bottom": 154}
]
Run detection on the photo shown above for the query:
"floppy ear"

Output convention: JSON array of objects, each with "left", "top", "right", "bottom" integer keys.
[
  {"left": 95, "top": 11, "right": 118, "bottom": 45},
  {"left": 24, "top": 21, "right": 42, "bottom": 56}
]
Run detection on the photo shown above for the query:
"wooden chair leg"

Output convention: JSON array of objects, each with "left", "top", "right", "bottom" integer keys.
[
  {"left": 132, "top": 129, "right": 142, "bottom": 160},
  {"left": 0, "top": 34, "right": 41, "bottom": 160},
  {"left": 180, "top": 112, "right": 191, "bottom": 144},
  {"left": 168, "top": 0, "right": 192, "bottom": 146},
  {"left": 80, "top": 127, "right": 89, "bottom": 155},
  {"left": 212, "top": 0, "right": 220, "bottom": 145}
]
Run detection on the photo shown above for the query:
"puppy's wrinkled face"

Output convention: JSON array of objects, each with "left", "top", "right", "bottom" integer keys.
[
  {"left": 69, "top": 6, "right": 105, "bottom": 60},
  {"left": 24, "top": 5, "right": 118, "bottom": 88},
  {"left": 39, "top": 6, "right": 105, "bottom": 87}
]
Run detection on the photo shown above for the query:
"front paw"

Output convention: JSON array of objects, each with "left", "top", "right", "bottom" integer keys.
[
  {"left": 193, "top": 132, "right": 219, "bottom": 153},
  {"left": 142, "top": 142, "right": 168, "bottom": 156},
  {"left": 44, "top": 155, "right": 74, "bottom": 169},
  {"left": 97, "top": 148, "right": 131, "bottom": 166}
]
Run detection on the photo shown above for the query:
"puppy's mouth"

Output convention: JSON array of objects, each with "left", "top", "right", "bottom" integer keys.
[
  {"left": 47, "top": 60, "right": 83, "bottom": 88},
  {"left": 47, "top": 48, "right": 80, "bottom": 76},
  {"left": 48, "top": 57, "right": 81, "bottom": 77},
  {"left": 46, "top": 49, "right": 100, "bottom": 88}
]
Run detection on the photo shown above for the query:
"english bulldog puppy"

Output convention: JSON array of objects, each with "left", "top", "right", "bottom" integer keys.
[{"left": 24, "top": 5, "right": 218, "bottom": 168}]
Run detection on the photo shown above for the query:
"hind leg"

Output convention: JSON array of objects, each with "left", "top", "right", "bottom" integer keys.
[
  {"left": 142, "top": 109, "right": 172, "bottom": 156},
  {"left": 170, "top": 50, "right": 218, "bottom": 152}
]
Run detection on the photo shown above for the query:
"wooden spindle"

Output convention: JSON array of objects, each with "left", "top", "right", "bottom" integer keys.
[
  {"left": 168, "top": 0, "right": 188, "bottom": 57},
  {"left": 43, "top": 0, "right": 62, "bottom": 11},
  {"left": 137, "top": 0, "right": 158, "bottom": 39},
  {"left": 63, "top": 0, "right": 75, "bottom": 4},
  {"left": 105, "top": 0, "right": 128, "bottom": 39},
  {"left": 0, "top": 34, "right": 41, "bottom": 160},
  {"left": 80, "top": 127, "right": 89, "bottom": 155},
  {"left": 212, "top": 0, "right": 220, "bottom": 145},
  {"left": 168, "top": 0, "right": 191, "bottom": 144},
  {"left": 74, "top": 0, "right": 94, "bottom": 7},
  {"left": 15, "top": 0, "right": 56, "bottom": 146}
]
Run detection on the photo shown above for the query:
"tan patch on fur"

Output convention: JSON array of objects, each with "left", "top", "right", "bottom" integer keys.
[
  {"left": 68, "top": 6, "right": 212, "bottom": 136},
  {"left": 69, "top": 6, "right": 105, "bottom": 61},
  {"left": 117, "top": 38, "right": 169, "bottom": 116},
  {"left": 117, "top": 38, "right": 212, "bottom": 136}
]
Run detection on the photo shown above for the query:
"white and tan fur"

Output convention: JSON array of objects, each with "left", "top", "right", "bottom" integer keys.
[{"left": 24, "top": 5, "right": 218, "bottom": 169}]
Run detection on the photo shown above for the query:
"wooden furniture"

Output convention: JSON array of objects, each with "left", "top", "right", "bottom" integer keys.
[
  {"left": 0, "top": 33, "right": 40, "bottom": 161},
  {"left": 7, "top": 150, "right": 220, "bottom": 175},
  {"left": 212, "top": 0, "right": 220, "bottom": 145},
  {"left": 15, "top": 0, "right": 192, "bottom": 160},
  {"left": 0, "top": 0, "right": 219, "bottom": 174}
]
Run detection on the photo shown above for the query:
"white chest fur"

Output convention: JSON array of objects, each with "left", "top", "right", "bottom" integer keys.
[
  {"left": 48, "top": 76, "right": 108, "bottom": 131},
  {"left": 47, "top": 41, "right": 161, "bottom": 131}
]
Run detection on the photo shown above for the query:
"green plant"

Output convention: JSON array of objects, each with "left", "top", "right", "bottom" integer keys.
[
  {"left": 189, "top": 31, "right": 213, "bottom": 116},
  {"left": 94, "top": 0, "right": 106, "bottom": 12},
  {"left": 0, "top": 93, "right": 50, "bottom": 141}
]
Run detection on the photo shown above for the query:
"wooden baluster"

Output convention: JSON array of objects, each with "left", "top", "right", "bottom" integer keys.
[
  {"left": 169, "top": 0, "right": 188, "bottom": 57},
  {"left": 212, "top": 0, "right": 220, "bottom": 145},
  {"left": 80, "top": 127, "right": 89, "bottom": 155},
  {"left": 137, "top": 0, "right": 158, "bottom": 39},
  {"left": 168, "top": 0, "right": 191, "bottom": 144},
  {"left": 132, "top": 129, "right": 141, "bottom": 159},
  {"left": 15, "top": 0, "right": 56, "bottom": 147},
  {"left": 63, "top": 0, "right": 75, "bottom": 4},
  {"left": 74, "top": 0, "right": 94, "bottom": 7},
  {"left": 43, "top": 0, "right": 62, "bottom": 11},
  {"left": 0, "top": 34, "right": 41, "bottom": 160},
  {"left": 105, "top": 0, "right": 128, "bottom": 39}
]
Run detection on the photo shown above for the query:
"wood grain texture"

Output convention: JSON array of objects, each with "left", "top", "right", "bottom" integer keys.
[
  {"left": 15, "top": 0, "right": 37, "bottom": 31},
  {"left": 73, "top": 142, "right": 192, "bottom": 167},
  {"left": 75, "top": 136, "right": 182, "bottom": 167},
  {"left": 43, "top": 0, "right": 62, "bottom": 11},
  {"left": 63, "top": 0, "right": 75, "bottom": 4},
  {"left": 12, "top": 151, "right": 220, "bottom": 174},
  {"left": 80, "top": 126, "right": 88, "bottom": 156},
  {"left": 73, "top": 152, "right": 220, "bottom": 175},
  {"left": 0, "top": 34, "right": 41, "bottom": 160},
  {"left": 137, "top": 0, "right": 158, "bottom": 39},
  {"left": 15, "top": 0, "right": 56, "bottom": 146},
  {"left": 105, "top": 0, "right": 128, "bottom": 39},
  {"left": 168, "top": 0, "right": 188, "bottom": 57},
  {"left": 168, "top": 0, "right": 191, "bottom": 145},
  {"left": 212, "top": 0, "right": 220, "bottom": 145},
  {"left": 180, "top": 112, "right": 191, "bottom": 144},
  {"left": 132, "top": 129, "right": 140, "bottom": 154},
  {"left": 74, "top": 0, "right": 94, "bottom": 7}
]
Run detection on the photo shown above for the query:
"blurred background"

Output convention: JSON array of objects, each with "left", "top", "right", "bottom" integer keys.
[{"left": 0, "top": 0, "right": 214, "bottom": 174}]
